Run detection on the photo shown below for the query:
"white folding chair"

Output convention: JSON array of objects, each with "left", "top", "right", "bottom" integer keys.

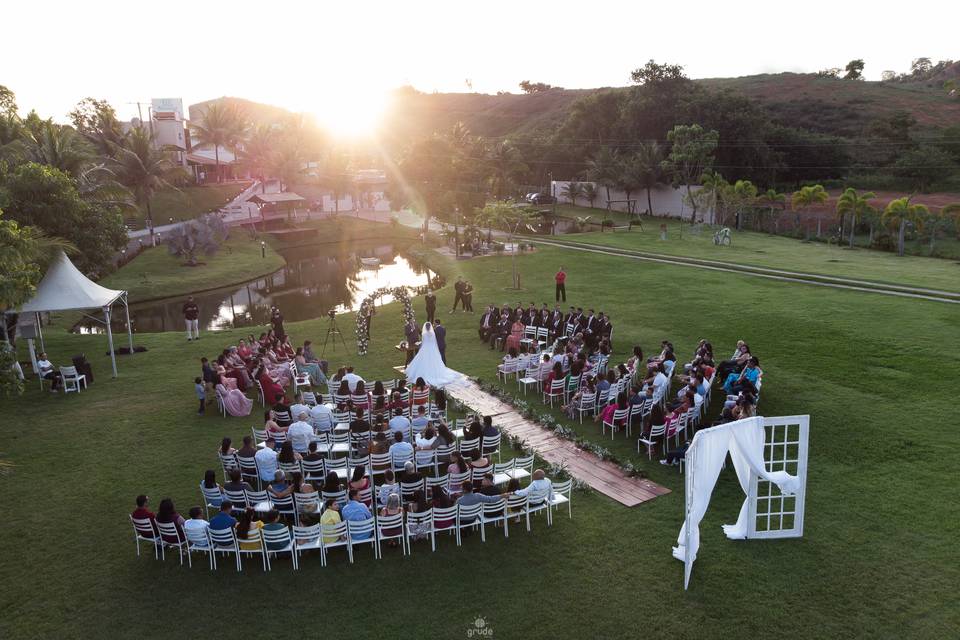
[
  {"left": 638, "top": 422, "right": 667, "bottom": 459},
  {"left": 549, "top": 479, "right": 573, "bottom": 522},
  {"left": 130, "top": 516, "right": 160, "bottom": 559},
  {"left": 405, "top": 508, "right": 433, "bottom": 552},
  {"left": 456, "top": 503, "right": 485, "bottom": 545},
  {"left": 518, "top": 363, "right": 541, "bottom": 394},
  {"left": 59, "top": 366, "right": 87, "bottom": 394},
  {"left": 236, "top": 527, "right": 268, "bottom": 571},
  {"left": 430, "top": 506, "right": 458, "bottom": 551},
  {"left": 483, "top": 433, "right": 502, "bottom": 463},
  {"left": 575, "top": 391, "right": 597, "bottom": 423},
  {"left": 200, "top": 486, "right": 224, "bottom": 519},
  {"left": 602, "top": 408, "right": 630, "bottom": 439},
  {"left": 262, "top": 525, "right": 298, "bottom": 571},
  {"left": 347, "top": 517, "right": 377, "bottom": 562},
  {"left": 207, "top": 527, "right": 242, "bottom": 571},
  {"left": 511, "top": 455, "right": 534, "bottom": 483},
  {"left": 481, "top": 499, "right": 510, "bottom": 538},
  {"left": 375, "top": 512, "right": 407, "bottom": 556},
  {"left": 292, "top": 524, "right": 322, "bottom": 564},
  {"left": 319, "top": 520, "right": 350, "bottom": 566},
  {"left": 543, "top": 379, "right": 565, "bottom": 407},
  {"left": 184, "top": 525, "right": 215, "bottom": 569},
  {"left": 459, "top": 437, "right": 480, "bottom": 458}
]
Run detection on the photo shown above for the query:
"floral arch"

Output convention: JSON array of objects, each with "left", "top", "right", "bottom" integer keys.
[{"left": 355, "top": 286, "right": 417, "bottom": 355}]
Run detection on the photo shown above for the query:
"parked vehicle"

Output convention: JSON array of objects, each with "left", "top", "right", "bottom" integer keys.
[{"left": 527, "top": 193, "right": 556, "bottom": 205}]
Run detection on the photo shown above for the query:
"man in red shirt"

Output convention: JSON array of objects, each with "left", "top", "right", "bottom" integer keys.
[
  {"left": 131, "top": 494, "right": 158, "bottom": 534},
  {"left": 555, "top": 266, "right": 567, "bottom": 302}
]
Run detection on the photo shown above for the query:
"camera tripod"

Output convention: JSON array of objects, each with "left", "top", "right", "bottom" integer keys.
[{"left": 321, "top": 313, "right": 348, "bottom": 356}]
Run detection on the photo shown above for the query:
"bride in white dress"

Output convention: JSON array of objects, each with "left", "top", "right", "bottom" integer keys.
[{"left": 404, "top": 322, "right": 465, "bottom": 388}]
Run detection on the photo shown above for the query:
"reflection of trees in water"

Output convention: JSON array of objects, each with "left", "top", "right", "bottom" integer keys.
[{"left": 75, "top": 242, "right": 427, "bottom": 334}]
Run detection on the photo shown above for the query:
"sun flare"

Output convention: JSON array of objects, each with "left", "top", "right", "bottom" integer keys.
[{"left": 309, "top": 88, "right": 390, "bottom": 139}]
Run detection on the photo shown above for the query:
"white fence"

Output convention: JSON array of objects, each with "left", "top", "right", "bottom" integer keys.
[{"left": 550, "top": 181, "right": 715, "bottom": 224}]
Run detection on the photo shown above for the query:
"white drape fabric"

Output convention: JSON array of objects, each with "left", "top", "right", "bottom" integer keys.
[{"left": 673, "top": 417, "right": 800, "bottom": 563}]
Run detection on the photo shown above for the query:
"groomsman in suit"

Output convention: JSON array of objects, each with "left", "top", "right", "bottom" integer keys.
[
  {"left": 450, "top": 278, "right": 465, "bottom": 313},
  {"left": 500, "top": 303, "right": 513, "bottom": 323},
  {"left": 582, "top": 309, "right": 598, "bottom": 348},
  {"left": 492, "top": 313, "right": 511, "bottom": 351},
  {"left": 434, "top": 318, "right": 447, "bottom": 363},
  {"left": 478, "top": 305, "right": 496, "bottom": 342}
]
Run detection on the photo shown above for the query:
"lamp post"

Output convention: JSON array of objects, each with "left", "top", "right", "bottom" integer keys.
[{"left": 261, "top": 241, "right": 266, "bottom": 259}]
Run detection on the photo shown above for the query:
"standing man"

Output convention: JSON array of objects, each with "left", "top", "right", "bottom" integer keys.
[
  {"left": 404, "top": 320, "right": 420, "bottom": 364},
  {"left": 450, "top": 277, "right": 465, "bottom": 314},
  {"left": 555, "top": 266, "right": 567, "bottom": 302},
  {"left": 270, "top": 306, "right": 285, "bottom": 338},
  {"left": 434, "top": 318, "right": 447, "bottom": 363},
  {"left": 424, "top": 290, "right": 437, "bottom": 324},
  {"left": 462, "top": 281, "right": 474, "bottom": 312},
  {"left": 183, "top": 296, "right": 200, "bottom": 341}
]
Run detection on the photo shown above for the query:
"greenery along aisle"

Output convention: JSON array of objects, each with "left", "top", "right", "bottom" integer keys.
[{"left": 355, "top": 286, "right": 418, "bottom": 355}]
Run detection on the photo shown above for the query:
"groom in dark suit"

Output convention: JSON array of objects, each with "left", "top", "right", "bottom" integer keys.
[{"left": 434, "top": 318, "right": 447, "bottom": 363}]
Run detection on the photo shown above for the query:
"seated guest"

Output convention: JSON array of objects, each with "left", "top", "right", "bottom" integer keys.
[
  {"left": 723, "top": 357, "right": 761, "bottom": 395},
  {"left": 255, "top": 437, "right": 279, "bottom": 483},
  {"left": 215, "top": 382, "right": 253, "bottom": 417},
  {"left": 464, "top": 416, "right": 483, "bottom": 442},
  {"left": 320, "top": 499, "right": 343, "bottom": 543},
  {"left": 131, "top": 494, "right": 157, "bottom": 533},
  {"left": 208, "top": 501, "right": 238, "bottom": 532},
  {"left": 349, "top": 407, "right": 371, "bottom": 435},
  {"left": 370, "top": 432, "right": 390, "bottom": 467},
  {"left": 478, "top": 305, "right": 497, "bottom": 343},
  {"left": 235, "top": 507, "right": 264, "bottom": 550},
  {"left": 237, "top": 339, "right": 253, "bottom": 363},
  {"left": 201, "top": 357, "right": 219, "bottom": 399},
  {"left": 278, "top": 440, "right": 302, "bottom": 465},
  {"left": 36, "top": 352, "right": 63, "bottom": 392},
  {"left": 720, "top": 393, "right": 756, "bottom": 423},
  {"left": 405, "top": 490, "right": 432, "bottom": 540},
  {"left": 389, "top": 431, "right": 414, "bottom": 470},
  {"left": 456, "top": 483, "right": 503, "bottom": 523},
  {"left": 399, "top": 460, "right": 423, "bottom": 485},
  {"left": 255, "top": 362, "right": 286, "bottom": 405},
  {"left": 415, "top": 425, "right": 439, "bottom": 465},
  {"left": 716, "top": 341, "right": 752, "bottom": 380},
  {"left": 267, "top": 470, "right": 292, "bottom": 499},
  {"left": 287, "top": 412, "right": 314, "bottom": 454},
  {"left": 309, "top": 402, "right": 334, "bottom": 433},
  {"left": 321, "top": 471, "right": 342, "bottom": 498},
  {"left": 447, "top": 452, "right": 470, "bottom": 494},
  {"left": 511, "top": 469, "right": 553, "bottom": 504},
  {"left": 272, "top": 394, "right": 293, "bottom": 427},
  {"left": 262, "top": 510, "right": 289, "bottom": 552},
  {"left": 223, "top": 467, "right": 252, "bottom": 494},
  {"left": 335, "top": 378, "right": 351, "bottom": 398},
  {"left": 264, "top": 411, "right": 287, "bottom": 439},
  {"left": 467, "top": 449, "right": 491, "bottom": 486},
  {"left": 505, "top": 317, "right": 525, "bottom": 352},
  {"left": 411, "top": 405, "right": 430, "bottom": 435},
  {"left": 156, "top": 498, "right": 185, "bottom": 544},
  {"left": 183, "top": 506, "right": 210, "bottom": 547},
  {"left": 388, "top": 409, "right": 411, "bottom": 439},
  {"left": 411, "top": 378, "right": 430, "bottom": 405},
  {"left": 349, "top": 465, "right": 370, "bottom": 495},
  {"left": 303, "top": 440, "right": 325, "bottom": 464},
  {"left": 563, "top": 376, "right": 596, "bottom": 419},
  {"left": 353, "top": 380, "right": 369, "bottom": 409},
  {"left": 341, "top": 489, "right": 373, "bottom": 539},
  {"left": 479, "top": 472, "right": 500, "bottom": 497},
  {"left": 342, "top": 367, "right": 365, "bottom": 393},
  {"left": 661, "top": 441, "right": 691, "bottom": 466},
  {"left": 378, "top": 469, "right": 399, "bottom": 508},
  {"left": 201, "top": 470, "right": 223, "bottom": 506},
  {"left": 302, "top": 340, "right": 321, "bottom": 364},
  {"left": 481, "top": 416, "right": 499, "bottom": 456},
  {"left": 217, "top": 436, "right": 236, "bottom": 458},
  {"left": 236, "top": 435, "right": 257, "bottom": 459}
]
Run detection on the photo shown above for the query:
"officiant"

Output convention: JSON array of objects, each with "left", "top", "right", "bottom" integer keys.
[{"left": 404, "top": 319, "right": 420, "bottom": 364}]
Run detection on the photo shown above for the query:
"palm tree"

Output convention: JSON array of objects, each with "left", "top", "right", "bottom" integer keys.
[
  {"left": 729, "top": 180, "right": 758, "bottom": 230},
  {"left": 582, "top": 182, "right": 598, "bottom": 209},
  {"left": 696, "top": 170, "right": 728, "bottom": 225},
  {"left": 584, "top": 147, "right": 619, "bottom": 205},
  {"left": 487, "top": 140, "right": 527, "bottom": 200},
  {"left": 23, "top": 119, "right": 92, "bottom": 177},
  {"left": 321, "top": 152, "right": 353, "bottom": 214},
  {"left": 757, "top": 189, "right": 785, "bottom": 232},
  {"left": 270, "top": 143, "right": 305, "bottom": 195},
  {"left": 634, "top": 142, "right": 664, "bottom": 216},
  {"left": 616, "top": 156, "right": 643, "bottom": 220},
  {"left": 0, "top": 113, "right": 26, "bottom": 164},
  {"left": 242, "top": 124, "right": 275, "bottom": 192},
  {"left": 882, "top": 196, "right": 929, "bottom": 256},
  {"left": 835, "top": 188, "right": 875, "bottom": 247},
  {"left": 561, "top": 181, "right": 582, "bottom": 207},
  {"left": 111, "top": 127, "right": 179, "bottom": 240},
  {"left": 190, "top": 102, "right": 245, "bottom": 183},
  {"left": 791, "top": 184, "right": 829, "bottom": 239}
]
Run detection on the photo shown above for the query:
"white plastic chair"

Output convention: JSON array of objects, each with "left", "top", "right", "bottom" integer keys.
[
  {"left": 638, "top": 422, "right": 667, "bottom": 459},
  {"left": 543, "top": 379, "right": 565, "bottom": 407},
  {"left": 184, "top": 524, "right": 215, "bottom": 569},
  {"left": 575, "top": 391, "right": 597, "bottom": 423},
  {"left": 346, "top": 517, "right": 377, "bottom": 562},
  {"left": 130, "top": 516, "right": 160, "bottom": 559},
  {"left": 59, "top": 366, "right": 87, "bottom": 394},
  {"left": 319, "top": 520, "right": 350, "bottom": 566},
  {"left": 456, "top": 503, "right": 485, "bottom": 544},
  {"left": 602, "top": 407, "right": 630, "bottom": 439},
  {"left": 262, "top": 525, "right": 298, "bottom": 570},
  {"left": 375, "top": 512, "right": 407, "bottom": 556},
  {"left": 207, "top": 527, "right": 241, "bottom": 571},
  {"left": 549, "top": 479, "right": 573, "bottom": 522},
  {"left": 236, "top": 527, "right": 268, "bottom": 571}
]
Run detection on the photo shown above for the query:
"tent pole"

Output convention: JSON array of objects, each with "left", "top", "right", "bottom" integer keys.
[
  {"left": 36, "top": 312, "right": 46, "bottom": 353},
  {"left": 123, "top": 293, "right": 134, "bottom": 353},
  {"left": 104, "top": 305, "right": 118, "bottom": 378}
]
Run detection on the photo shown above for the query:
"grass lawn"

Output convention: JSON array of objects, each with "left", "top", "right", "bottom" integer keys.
[
  {"left": 97, "top": 235, "right": 285, "bottom": 303},
  {"left": 536, "top": 215, "right": 960, "bottom": 294},
  {"left": 1, "top": 240, "right": 957, "bottom": 638},
  {"left": 127, "top": 183, "right": 250, "bottom": 229}
]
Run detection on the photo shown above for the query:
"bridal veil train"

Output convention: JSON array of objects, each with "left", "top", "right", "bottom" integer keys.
[{"left": 404, "top": 322, "right": 466, "bottom": 388}]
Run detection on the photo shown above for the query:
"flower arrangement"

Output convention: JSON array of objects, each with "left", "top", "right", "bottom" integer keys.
[{"left": 355, "top": 286, "right": 416, "bottom": 355}]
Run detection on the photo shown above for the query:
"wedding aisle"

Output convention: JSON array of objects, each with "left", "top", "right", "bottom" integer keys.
[{"left": 447, "top": 379, "right": 670, "bottom": 507}]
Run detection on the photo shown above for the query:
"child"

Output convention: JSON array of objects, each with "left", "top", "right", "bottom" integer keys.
[{"left": 195, "top": 377, "right": 206, "bottom": 415}]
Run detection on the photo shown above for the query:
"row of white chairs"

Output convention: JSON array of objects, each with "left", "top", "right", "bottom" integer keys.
[{"left": 131, "top": 482, "right": 572, "bottom": 571}]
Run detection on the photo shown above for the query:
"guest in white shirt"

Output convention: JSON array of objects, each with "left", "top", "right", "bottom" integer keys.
[
  {"left": 388, "top": 431, "right": 414, "bottom": 470},
  {"left": 388, "top": 410, "right": 411, "bottom": 439},
  {"left": 183, "top": 506, "right": 210, "bottom": 548},
  {"left": 36, "top": 352, "right": 62, "bottom": 392},
  {"left": 254, "top": 438, "right": 279, "bottom": 484},
  {"left": 378, "top": 470, "right": 399, "bottom": 508},
  {"left": 414, "top": 425, "right": 438, "bottom": 466},
  {"left": 342, "top": 367, "right": 364, "bottom": 393},
  {"left": 310, "top": 403, "right": 335, "bottom": 432},
  {"left": 287, "top": 412, "right": 314, "bottom": 453},
  {"left": 512, "top": 469, "right": 553, "bottom": 505},
  {"left": 289, "top": 402, "right": 310, "bottom": 421}
]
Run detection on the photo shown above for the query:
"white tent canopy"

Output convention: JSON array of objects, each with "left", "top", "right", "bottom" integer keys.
[{"left": 18, "top": 251, "right": 133, "bottom": 377}]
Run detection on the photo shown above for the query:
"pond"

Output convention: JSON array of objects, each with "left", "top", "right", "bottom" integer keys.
[{"left": 74, "top": 242, "right": 436, "bottom": 334}]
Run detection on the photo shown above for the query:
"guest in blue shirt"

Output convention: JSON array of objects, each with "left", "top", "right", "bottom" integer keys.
[
  {"left": 723, "top": 357, "right": 761, "bottom": 395},
  {"left": 208, "top": 501, "right": 238, "bottom": 531},
  {"left": 340, "top": 489, "right": 373, "bottom": 540}
]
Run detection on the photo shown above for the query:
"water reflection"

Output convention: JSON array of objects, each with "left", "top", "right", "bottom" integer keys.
[{"left": 75, "top": 243, "right": 434, "bottom": 334}]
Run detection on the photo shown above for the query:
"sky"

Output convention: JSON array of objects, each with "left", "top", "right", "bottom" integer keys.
[{"left": 4, "top": 0, "right": 957, "bottom": 135}]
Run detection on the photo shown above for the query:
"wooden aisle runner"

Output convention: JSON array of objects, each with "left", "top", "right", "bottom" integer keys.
[{"left": 447, "top": 379, "right": 670, "bottom": 507}]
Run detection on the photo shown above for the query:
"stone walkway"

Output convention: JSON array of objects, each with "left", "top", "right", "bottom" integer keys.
[{"left": 447, "top": 379, "right": 670, "bottom": 507}]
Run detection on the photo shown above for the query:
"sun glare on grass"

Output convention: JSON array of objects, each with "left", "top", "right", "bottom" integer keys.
[{"left": 310, "top": 87, "right": 390, "bottom": 139}]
